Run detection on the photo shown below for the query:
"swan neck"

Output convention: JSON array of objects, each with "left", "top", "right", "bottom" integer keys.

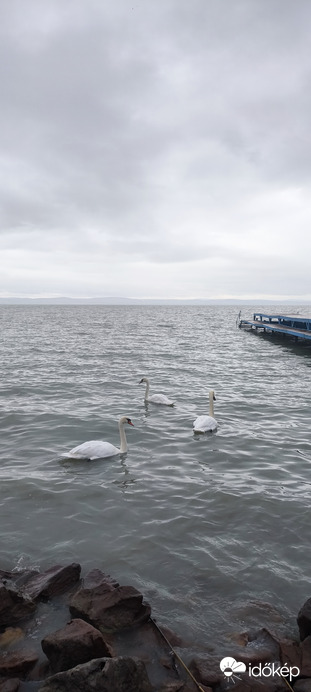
[
  {"left": 119, "top": 420, "right": 128, "bottom": 453},
  {"left": 209, "top": 393, "right": 214, "bottom": 417},
  {"left": 144, "top": 379, "right": 150, "bottom": 399}
]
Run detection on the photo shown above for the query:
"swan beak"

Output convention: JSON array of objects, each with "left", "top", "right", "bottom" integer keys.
[
  {"left": 213, "top": 394, "right": 216, "bottom": 401},
  {"left": 128, "top": 420, "right": 134, "bottom": 426},
  {"left": 139, "top": 379, "right": 143, "bottom": 384}
]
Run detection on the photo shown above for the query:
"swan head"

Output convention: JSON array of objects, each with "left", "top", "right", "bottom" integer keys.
[
  {"left": 209, "top": 390, "right": 216, "bottom": 401},
  {"left": 120, "top": 416, "right": 134, "bottom": 427},
  {"left": 139, "top": 377, "right": 148, "bottom": 384}
]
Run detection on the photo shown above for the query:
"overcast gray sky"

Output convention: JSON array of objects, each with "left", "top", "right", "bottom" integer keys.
[{"left": 1, "top": 0, "right": 311, "bottom": 300}]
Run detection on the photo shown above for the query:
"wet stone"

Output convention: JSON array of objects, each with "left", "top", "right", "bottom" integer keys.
[
  {"left": 188, "top": 655, "right": 223, "bottom": 687},
  {"left": 38, "top": 656, "right": 153, "bottom": 692},
  {"left": 0, "top": 679, "right": 20, "bottom": 692},
  {"left": 298, "top": 599, "right": 311, "bottom": 642},
  {"left": 0, "top": 650, "right": 38, "bottom": 678},
  {"left": 41, "top": 618, "right": 112, "bottom": 673},
  {"left": 278, "top": 636, "right": 302, "bottom": 670},
  {"left": 0, "top": 586, "right": 36, "bottom": 628},
  {"left": 21, "top": 564, "right": 81, "bottom": 602},
  {"left": 293, "top": 679, "right": 311, "bottom": 691},
  {"left": 81, "top": 569, "right": 119, "bottom": 591},
  {"left": 301, "top": 635, "right": 311, "bottom": 677},
  {"left": 69, "top": 580, "right": 151, "bottom": 633}
]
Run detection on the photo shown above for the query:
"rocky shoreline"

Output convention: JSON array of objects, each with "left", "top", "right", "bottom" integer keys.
[{"left": 0, "top": 563, "right": 311, "bottom": 691}]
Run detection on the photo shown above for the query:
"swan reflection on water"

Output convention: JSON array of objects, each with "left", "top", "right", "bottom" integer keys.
[{"left": 112, "top": 457, "right": 138, "bottom": 492}]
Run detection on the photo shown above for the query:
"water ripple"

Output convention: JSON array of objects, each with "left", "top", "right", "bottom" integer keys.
[{"left": 1, "top": 304, "right": 311, "bottom": 649}]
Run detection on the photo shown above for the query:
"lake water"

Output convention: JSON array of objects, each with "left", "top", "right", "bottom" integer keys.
[{"left": 1, "top": 304, "right": 311, "bottom": 653}]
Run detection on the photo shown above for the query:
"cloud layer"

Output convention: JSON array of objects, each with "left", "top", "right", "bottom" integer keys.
[{"left": 1, "top": 0, "right": 311, "bottom": 299}]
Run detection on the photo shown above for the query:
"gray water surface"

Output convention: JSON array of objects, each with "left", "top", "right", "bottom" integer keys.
[{"left": 1, "top": 304, "right": 311, "bottom": 651}]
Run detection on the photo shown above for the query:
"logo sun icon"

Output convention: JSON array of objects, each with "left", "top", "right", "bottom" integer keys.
[{"left": 219, "top": 657, "right": 247, "bottom": 683}]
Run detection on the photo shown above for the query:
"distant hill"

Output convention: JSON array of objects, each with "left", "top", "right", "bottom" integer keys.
[{"left": 0, "top": 296, "right": 309, "bottom": 306}]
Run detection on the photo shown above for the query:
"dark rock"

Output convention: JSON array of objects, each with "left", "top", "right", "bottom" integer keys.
[
  {"left": 228, "top": 631, "right": 249, "bottom": 646},
  {"left": 81, "top": 569, "right": 119, "bottom": 590},
  {"left": 293, "top": 679, "right": 311, "bottom": 691},
  {"left": 189, "top": 630, "right": 283, "bottom": 692},
  {"left": 0, "top": 628, "right": 24, "bottom": 648},
  {"left": 41, "top": 618, "right": 112, "bottom": 673},
  {"left": 0, "top": 586, "right": 36, "bottom": 627},
  {"left": 158, "top": 683, "right": 209, "bottom": 692},
  {"left": 160, "top": 626, "right": 188, "bottom": 648},
  {"left": 0, "top": 571, "right": 17, "bottom": 582},
  {"left": 301, "top": 635, "right": 311, "bottom": 677},
  {"left": 0, "top": 679, "right": 20, "bottom": 692},
  {"left": 156, "top": 683, "right": 193, "bottom": 692},
  {"left": 298, "top": 599, "right": 311, "bottom": 641},
  {"left": 38, "top": 656, "right": 153, "bottom": 691},
  {"left": 278, "top": 637, "right": 302, "bottom": 670},
  {"left": 107, "top": 618, "right": 191, "bottom": 688},
  {"left": 69, "top": 577, "right": 151, "bottom": 633},
  {"left": 185, "top": 686, "right": 211, "bottom": 692},
  {"left": 224, "top": 680, "right": 286, "bottom": 691},
  {"left": 188, "top": 655, "right": 223, "bottom": 687},
  {"left": 21, "top": 564, "right": 81, "bottom": 601},
  {"left": 159, "top": 656, "right": 172, "bottom": 669},
  {"left": 0, "top": 650, "right": 38, "bottom": 678},
  {"left": 0, "top": 570, "right": 39, "bottom": 588},
  {"left": 228, "top": 627, "right": 280, "bottom": 666}
]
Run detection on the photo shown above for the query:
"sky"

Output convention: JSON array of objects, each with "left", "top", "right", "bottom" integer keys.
[{"left": 1, "top": 0, "right": 311, "bottom": 301}]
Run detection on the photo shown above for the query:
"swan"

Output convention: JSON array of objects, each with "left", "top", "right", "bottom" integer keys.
[
  {"left": 139, "top": 377, "right": 174, "bottom": 406},
  {"left": 193, "top": 390, "right": 217, "bottom": 433},
  {"left": 61, "top": 416, "right": 134, "bottom": 460}
]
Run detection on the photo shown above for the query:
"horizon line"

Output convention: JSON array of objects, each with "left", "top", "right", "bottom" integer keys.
[{"left": 0, "top": 295, "right": 310, "bottom": 305}]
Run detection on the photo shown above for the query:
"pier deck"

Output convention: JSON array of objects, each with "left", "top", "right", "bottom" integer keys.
[{"left": 239, "top": 312, "right": 311, "bottom": 342}]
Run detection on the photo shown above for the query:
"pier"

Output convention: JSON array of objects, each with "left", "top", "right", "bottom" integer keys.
[{"left": 239, "top": 312, "right": 311, "bottom": 342}]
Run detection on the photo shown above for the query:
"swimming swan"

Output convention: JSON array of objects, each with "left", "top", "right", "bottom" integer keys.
[
  {"left": 193, "top": 391, "right": 217, "bottom": 433},
  {"left": 61, "top": 416, "right": 134, "bottom": 460},
  {"left": 139, "top": 377, "right": 174, "bottom": 406}
]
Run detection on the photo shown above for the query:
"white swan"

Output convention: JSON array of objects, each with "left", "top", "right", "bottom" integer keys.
[
  {"left": 61, "top": 416, "right": 134, "bottom": 460},
  {"left": 139, "top": 377, "right": 174, "bottom": 406},
  {"left": 193, "top": 391, "right": 217, "bottom": 433}
]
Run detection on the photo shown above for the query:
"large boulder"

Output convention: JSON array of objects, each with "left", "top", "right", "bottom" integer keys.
[
  {"left": 301, "top": 635, "right": 311, "bottom": 677},
  {"left": 0, "top": 586, "right": 36, "bottom": 627},
  {"left": 38, "top": 656, "right": 153, "bottom": 692},
  {"left": 228, "top": 627, "right": 280, "bottom": 665},
  {"left": 298, "top": 599, "right": 311, "bottom": 642},
  {"left": 0, "top": 569, "right": 39, "bottom": 589},
  {"left": 293, "top": 680, "right": 311, "bottom": 691},
  {"left": 188, "top": 655, "right": 223, "bottom": 688},
  {"left": 21, "top": 564, "right": 81, "bottom": 601},
  {"left": 79, "top": 569, "right": 119, "bottom": 590},
  {"left": 0, "top": 680, "right": 20, "bottom": 692},
  {"left": 278, "top": 636, "right": 302, "bottom": 670},
  {"left": 0, "top": 649, "right": 38, "bottom": 678},
  {"left": 69, "top": 569, "right": 150, "bottom": 633},
  {"left": 41, "top": 618, "right": 112, "bottom": 673}
]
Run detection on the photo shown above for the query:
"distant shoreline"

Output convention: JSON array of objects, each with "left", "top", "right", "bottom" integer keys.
[{"left": 0, "top": 297, "right": 309, "bottom": 306}]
